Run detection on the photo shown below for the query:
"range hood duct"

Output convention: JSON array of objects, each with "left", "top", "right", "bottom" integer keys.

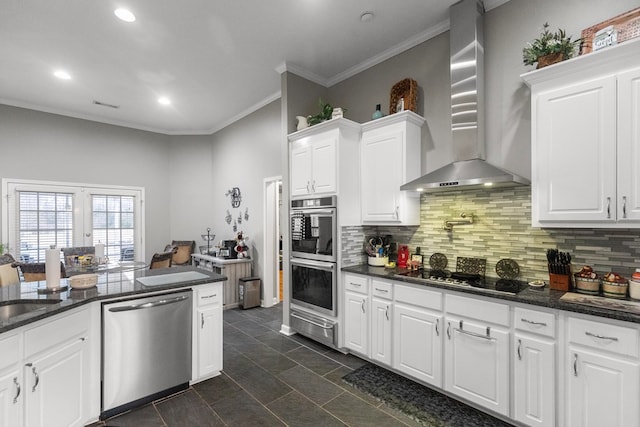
[{"left": 401, "top": 0, "right": 529, "bottom": 192}]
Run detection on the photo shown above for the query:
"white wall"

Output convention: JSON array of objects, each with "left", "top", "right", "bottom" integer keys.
[{"left": 0, "top": 105, "right": 172, "bottom": 257}]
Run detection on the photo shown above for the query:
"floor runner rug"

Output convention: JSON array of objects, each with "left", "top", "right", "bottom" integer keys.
[{"left": 342, "top": 363, "right": 514, "bottom": 427}]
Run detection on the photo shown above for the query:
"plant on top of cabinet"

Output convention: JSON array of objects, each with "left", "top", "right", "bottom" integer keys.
[{"left": 523, "top": 23, "right": 581, "bottom": 68}]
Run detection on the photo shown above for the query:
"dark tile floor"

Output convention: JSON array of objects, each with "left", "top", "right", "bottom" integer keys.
[{"left": 93, "top": 303, "right": 423, "bottom": 427}]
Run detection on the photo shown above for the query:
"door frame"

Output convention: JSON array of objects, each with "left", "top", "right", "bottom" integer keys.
[{"left": 262, "top": 176, "right": 282, "bottom": 308}]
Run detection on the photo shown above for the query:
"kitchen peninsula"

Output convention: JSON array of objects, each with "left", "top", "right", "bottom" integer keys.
[{"left": 0, "top": 266, "right": 225, "bottom": 427}]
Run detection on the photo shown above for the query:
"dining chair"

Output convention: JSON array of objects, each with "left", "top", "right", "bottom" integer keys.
[
  {"left": 16, "top": 261, "right": 67, "bottom": 282},
  {"left": 164, "top": 240, "right": 195, "bottom": 266},
  {"left": 149, "top": 251, "right": 174, "bottom": 269},
  {"left": 0, "top": 254, "right": 20, "bottom": 286}
]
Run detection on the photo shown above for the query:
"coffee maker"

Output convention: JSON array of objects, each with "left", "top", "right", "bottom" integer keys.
[{"left": 219, "top": 240, "right": 237, "bottom": 259}]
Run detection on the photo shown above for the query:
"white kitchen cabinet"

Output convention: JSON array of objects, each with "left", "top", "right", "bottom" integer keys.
[
  {"left": 360, "top": 111, "right": 425, "bottom": 225},
  {"left": 522, "top": 39, "right": 640, "bottom": 227},
  {"left": 22, "top": 307, "right": 91, "bottom": 427},
  {"left": 0, "top": 334, "right": 21, "bottom": 427},
  {"left": 392, "top": 284, "right": 443, "bottom": 387},
  {"left": 192, "top": 282, "right": 223, "bottom": 382},
  {"left": 289, "top": 118, "right": 361, "bottom": 199},
  {"left": 370, "top": 280, "right": 393, "bottom": 366},
  {"left": 343, "top": 274, "right": 369, "bottom": 356},
  {"left": 444, "top": 295, "right": 510, "bottom": 417},
  {"left": 565, "top": 315, "right": 640, "bottom": 427},
  {"left": 513, "top": 307, "right": 556, "bottom": 427}
]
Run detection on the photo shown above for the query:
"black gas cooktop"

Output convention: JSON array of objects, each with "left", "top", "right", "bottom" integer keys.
[{"left": 395, "top": 269, "right": 528, "bottom": 295}]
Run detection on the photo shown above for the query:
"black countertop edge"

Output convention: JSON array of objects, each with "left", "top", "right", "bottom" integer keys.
[
  {"left": 342, "top": 265, "right": 640, "bottom": 325},
  {"left": 0, "top": 266, "right": 226, "bottom": 334}
]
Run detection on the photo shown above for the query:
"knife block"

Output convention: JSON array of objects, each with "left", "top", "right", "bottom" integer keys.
[{"left": 549, "top": 273, "right": 571, "bottom": 291}]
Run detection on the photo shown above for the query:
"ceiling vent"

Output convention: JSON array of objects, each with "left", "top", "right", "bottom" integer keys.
[{"left": 92, "top": 100, "right": 120, "bottom": 109}]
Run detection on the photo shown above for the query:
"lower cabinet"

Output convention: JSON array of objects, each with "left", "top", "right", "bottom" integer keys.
[
  {"left": 0, "top": 334, "right": 21, "bottom": 427},
  {"left": 392, "top": 284, "right": 443, "bottom": 387},
  {"left": 444, "top": 295, "right": 510, "bottom": 417},
  {"left": 344, "top": 290, "right": 369, "bottom": 356},
  {"left": 565, "top": 315, "right": 640, "bottom": 427},
  {"left": 192, "top": 282, "right": 223, "bottom": 382},
  {"left": 370, "top": 280, "right": 393, "bottom": 366}
]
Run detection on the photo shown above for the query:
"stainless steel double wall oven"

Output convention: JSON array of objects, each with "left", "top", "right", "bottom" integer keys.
[{"left": 290, "top": 196, "right": 338, "bottom": 347}]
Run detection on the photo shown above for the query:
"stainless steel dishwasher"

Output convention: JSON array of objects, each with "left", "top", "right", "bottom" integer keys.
[{"left": 101, "top": 290, "right": 192, "bottom": 419}]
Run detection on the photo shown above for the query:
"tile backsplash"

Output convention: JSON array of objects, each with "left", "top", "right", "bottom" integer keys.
[{"left": 341, "top": 187, "right": 640, "bottom": 281}]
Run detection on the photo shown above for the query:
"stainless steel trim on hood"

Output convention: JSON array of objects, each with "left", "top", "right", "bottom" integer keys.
[{"left": 401, "top": 0, "right": 529, "bottom": 192}]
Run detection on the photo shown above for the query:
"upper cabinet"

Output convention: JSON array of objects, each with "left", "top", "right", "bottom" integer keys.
[
  {"left": 289, "top": 118, "right": 360, "bottom": 203},
  {"left": 522, "top": 39, "right": 640, "bottom": 228},
  {"left": 360, "top": 111, "right": 425, "bottom": 225}
]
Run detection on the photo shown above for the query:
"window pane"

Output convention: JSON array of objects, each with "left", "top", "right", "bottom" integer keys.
[{"left": 92, "top": 194, "right": 136, "bottom": 262}]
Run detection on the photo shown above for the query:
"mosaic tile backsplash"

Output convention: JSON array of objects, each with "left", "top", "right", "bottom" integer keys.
[{"left": 341, "top": 186, "right": 640, "bottom": 282}]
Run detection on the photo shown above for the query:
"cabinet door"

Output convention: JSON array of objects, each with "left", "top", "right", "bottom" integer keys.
[
  {"left": 196, "top": 305, "right": 222, "bottom": 379},
  {"left": 361, "top": 129, "right": 403, "bottom": 222},
  {"left": 535, "top": 76, "right": 617, "bottom": 223},
  {"left": 291, "top": 144, "right": 312, "bottom": 197},
  {"left": 393, "top": 303, "right": 442, "bottom": 387},
  {"left": 617, "top": 67, "right": 640, "bottom": 221},
  {"left": 370, "top": 298, "right": 392, "bottom": 366},
  {"left": 567, "top": 347, "right": 640, "bottom": 427},
  {"left": 444, "top": 316, "right": 510, "bottom": 416},
  {"left": 344, "top": 291, "right": 368, "bottom": 356},
  {"left": 514, "top": 333, "right": 555, "bottom": 427},
  {"left": 310, "top": 136, "right": 337, "bottom": 194},
  {"left": 0, "top": 368, "right": 22, "bottom": 427},
  {"left": 24, "top": 337, "right": 86, "bottom": 427}
]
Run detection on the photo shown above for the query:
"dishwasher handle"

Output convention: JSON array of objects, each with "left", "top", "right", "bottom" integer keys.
[{"left": 108, "top": 295, "right": 189, "bottom": 312}]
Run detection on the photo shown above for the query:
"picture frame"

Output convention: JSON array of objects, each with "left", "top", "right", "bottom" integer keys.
[{"left": 580, "top": 7, "right": 640, "bottom": 55}]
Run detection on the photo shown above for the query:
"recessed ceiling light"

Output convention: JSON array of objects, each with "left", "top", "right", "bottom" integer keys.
[
  {"left": 54, "top": 70, "right": 71, "bottom": 80},
  {"left": 360, "top": 11, "right": 374, "bottom": 23},
  {"left": 114, "top": 8, "right": 136, "bottom": 22},
  {"left": 158, "top": 97, "right": 171, "bottom": 106}
]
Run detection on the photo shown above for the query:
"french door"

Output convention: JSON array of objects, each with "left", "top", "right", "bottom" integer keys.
[{"left": 2, "top": 179, "right": 144, "bottom": 263}]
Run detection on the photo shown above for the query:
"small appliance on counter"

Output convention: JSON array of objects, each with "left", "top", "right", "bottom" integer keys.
[
  {"left": 397, "top": 244, "right": 409, "bottom": 268},
  {"left": 218, "top": 240, "right": 237, "bottom": 259}
]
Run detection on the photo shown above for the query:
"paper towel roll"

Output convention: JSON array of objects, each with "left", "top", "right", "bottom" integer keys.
[
  {"left": 95, "top": 243, "right": 105, "bottom": 263},
  {"left": 45, "top": 248, "right": 60, "bottom": 289}
]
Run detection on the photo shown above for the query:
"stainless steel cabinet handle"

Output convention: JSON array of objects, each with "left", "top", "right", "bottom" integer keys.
[
  {"left": 585, "top": 331, "right": 619, "bottom": 342},
  {"left": 25, "top": 364, "right": 39, "bottom": 392},
  {"left": 517, "top": 339, "right": 522, "bottom": 360},
  {"left": 607, "top": 197, "right": 611, "bottom": 219},
  {"left": 361, "top": 300, "right": 365, "bottom": 314},
  {"left": 350, "top": 282, "right": 361, "bottom": 287},
  {"left": 13, "top": 377, "right": 20, "bottom": 404},
  {"left": 201, "top": 312, "right": 205, "bottom": 329},
  {"left": 395, "top": 206, "right": 399, "bottom": 220},
  {"left": 573, "top": 353, "right": 578, "bottom": 377},
  {"left": 623, "top": 196, "right": 627, "bottom": 219},
  {"left": 521, "top": 318, "right": 547, "bottom": 327},
  {"left": 447, "top": 322, "right": 451, "bottom": 340},
  {"left": 435, "top": 319, "right": 439, "bottom": 337},
  {"left": 375, "top": 288, "right": 388, "bottom": 293},
  {"left": 312, "top": 180, "right": 316, "bottom": 192},
  {"left": 306, "top": 181, "right": 310, "bottom": 193},
  {"left": 201, "top": 294, "right": 217, "bottom": 299},
  {"left": 385, "top": 305, "right": 389, "bottom": 321},
  {"left": 455, "top": 320, "right": 494, "bottom": 341}
]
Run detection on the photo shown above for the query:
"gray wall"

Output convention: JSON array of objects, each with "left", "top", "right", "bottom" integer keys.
[{"left": 0, "top": 104, "right": 172, "bottom": 257}]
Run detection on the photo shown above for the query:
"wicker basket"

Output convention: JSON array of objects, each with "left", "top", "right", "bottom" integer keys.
[
  {"left": 389, "top": 78, "right": 418, "bottom": 115},
  {"left": 69, "top": 273, "right": 98, "bottom": 289},
  {"left": 537, "top": 52, "right": 563, "bottom": 69},
  {"left": 580, "top": 7, "right": 640, "bottom": 55}
]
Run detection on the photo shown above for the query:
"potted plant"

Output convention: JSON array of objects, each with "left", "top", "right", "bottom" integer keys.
[
  {"left": 306, "top": 98, "right": 335, "bottom": 126},
  {"left": 523, "top": 23, "right": 581, "bottom": 69}
]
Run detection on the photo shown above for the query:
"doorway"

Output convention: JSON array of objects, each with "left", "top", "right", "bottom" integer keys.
[{"left": 262, "top": 176, "right": 282, "bottom": 307}]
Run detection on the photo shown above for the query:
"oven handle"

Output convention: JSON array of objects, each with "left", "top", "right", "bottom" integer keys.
[
  {"left": 290, "top": 208, "right": 336, "bottom": 216},
  {"left": 291, "top": 312, "right": 334, "bottom": 330},
  {"left": 290, "top": 258, "right": 335, "bottom": 271}
]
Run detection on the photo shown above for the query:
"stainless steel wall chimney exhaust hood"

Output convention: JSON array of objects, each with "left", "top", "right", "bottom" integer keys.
[{"left": 401, "top": 0, "right": 529, "bottom": 192}]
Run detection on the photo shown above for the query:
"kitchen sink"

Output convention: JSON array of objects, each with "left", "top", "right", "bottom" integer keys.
[{"left": 0, "top": 299, "right": 61, "bottom": 321}]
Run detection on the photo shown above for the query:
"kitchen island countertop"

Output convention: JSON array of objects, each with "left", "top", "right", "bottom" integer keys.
[
  {"left": 343, "top": 264, "right": 640, "bottom": 325},
  {"left": 0, "top": 265, "right": 226, "bottom": 334}
]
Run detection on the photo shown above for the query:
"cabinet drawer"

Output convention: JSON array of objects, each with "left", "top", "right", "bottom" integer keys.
[
  {"left": 344, "top": 274, "right": 369, "bottom": 294},
  {"left": 371, "top": 279, "right": 393, "bottom": 300},
  {"left": 514, "top": 307, "right": 556, "bottom": 338},
  {"left": 0, "top": 333, "right": 20, "bottom": 369},
  {"left": 25, "top": 307, "right": 90, "bottom": 357},
  {"left": 446, "top": 294, "right": 509, "bottom": 327},
  {"left": 567, "top": 316, "right": 639, "bottom": 358},
  {"left": 196, "top": 283, "right": 222, "bottom": 307},
  {"left": 394, "top": 284, "right": 442, "bottom": 311}
]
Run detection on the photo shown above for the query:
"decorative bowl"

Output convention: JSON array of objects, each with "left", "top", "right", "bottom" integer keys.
[
  {"left": 602, "top": 280, "right": 628, "bottom": 299},
  {"left": 69, "top": 273, "right": 98, "bottom": 289},
  {"left": 574, "top": 277, "right": 601, "bottom": 295},
  {"left": 368, "top": 256, "right": 389, "bottom": 267}
]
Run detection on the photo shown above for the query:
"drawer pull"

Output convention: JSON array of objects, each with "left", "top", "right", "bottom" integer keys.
[
  {"left": 13, "top": 377, "right": 20, "bottom": 404},
  {"left": 585, "top": 331, "right": 618, "bottom": 342},
  {"left": 375, "top": 288, "right": 388, "bottom": 293},
  {"left": 201, "top": 294, "right": 217, "bottom": 299},
  {"left": 521, "top": 318, "right": 547, "bottom": 327},
  {"left": 350, "top": 282, "right": 362, "bottom": 287}
]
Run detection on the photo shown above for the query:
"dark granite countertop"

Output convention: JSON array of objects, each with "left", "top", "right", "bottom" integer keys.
[
  {"left": 0, "top": 265, "right": 226, "bottom": 334},
  {"left": 343, "top": 264, "right": 640, "bottom": 325}
]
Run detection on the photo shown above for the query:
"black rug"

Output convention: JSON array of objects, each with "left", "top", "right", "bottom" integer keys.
[{"left": 342, "top": 364, "right": 514, "bottom": 427}]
